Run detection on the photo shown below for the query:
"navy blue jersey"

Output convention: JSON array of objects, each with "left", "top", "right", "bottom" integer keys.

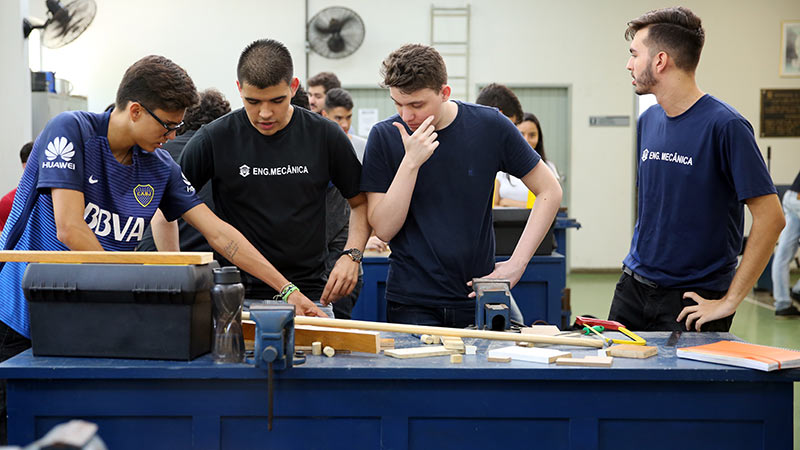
[
  {"left": 0, "top": 110, "right": 202, "bottom": 337},
  {"left": 623, "top": 95, "right": 776, "bottom": 290},
  {"left": 360, "top": 101, "right": 540, "bottom": 307}
]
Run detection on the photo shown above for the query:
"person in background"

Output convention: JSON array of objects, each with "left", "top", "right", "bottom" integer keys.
[
  {"left": 610, "top": 7, "right": 784, "bottom": 331},
  {"left": 307, "top": 72, "right": 341, "bottom": 114},
  {"left": 137, "top": 88, "right": 231, "bottom": 252},
  {"left": 495, "top": 112, "right": 563, "bottom": 207},
  {"left": 770, "top": 169, "right": 800, "bottom": 318},
  {"left": 292, "top": 83, "right": 310, "bottom": 110},
  {"left": 322, "top": 88, "right": 367, "bottom": 160},
  {"left": 0, "top": 142, "right": 32, "bottom": 231}
]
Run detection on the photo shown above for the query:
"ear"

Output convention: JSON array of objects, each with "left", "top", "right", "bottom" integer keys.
[
  {"left": 290, "top": 77, "right": 300, "bottom": 96},
  {"left": 440, "top": 85, "right": 452, "bottom": 101},
  {"left": 236, "top": 80, "right": 243, "bottom": 93},
  {"left": 128, "top": 101, "right": 142, "bottom": 122},
  {"left": 654, "top": 51, "right": 669, "bottom": 74},
  {"left": 321, "top": 109, "right": 329, "bottom": 118}
]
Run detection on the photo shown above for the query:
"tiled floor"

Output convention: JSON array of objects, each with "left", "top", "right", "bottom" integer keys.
[{"left": 566, "top": 272, "right": 800, "bottom": 450}]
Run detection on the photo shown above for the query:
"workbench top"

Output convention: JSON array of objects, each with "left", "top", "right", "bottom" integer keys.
[{"left": 3, "top": 332, "right": 799, "bottom": 383}]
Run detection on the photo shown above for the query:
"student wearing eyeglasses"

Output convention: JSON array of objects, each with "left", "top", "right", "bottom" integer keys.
[{"left": 0, "top": 54, "right": 329, "bottom": 378}]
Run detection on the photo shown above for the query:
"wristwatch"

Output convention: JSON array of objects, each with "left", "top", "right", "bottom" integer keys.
[{"left": 340, "top": 248, "right": 363, "bottom": 263}]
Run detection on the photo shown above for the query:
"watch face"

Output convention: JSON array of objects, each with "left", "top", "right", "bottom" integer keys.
[{"left": 345, "top": 248, "right": 363, "bottom": 262}]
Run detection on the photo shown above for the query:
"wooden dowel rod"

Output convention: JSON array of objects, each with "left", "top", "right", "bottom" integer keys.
[{"left": 241, "top": 313, "right": 602, "bottom": 348}]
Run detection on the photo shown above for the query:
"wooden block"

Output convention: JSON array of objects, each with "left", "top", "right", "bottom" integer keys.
[
  {"left": 465, "top": 345, "right": 477, "bottom": 355},
  {"left": 420, "top": 334, "right": 434, "bottom": 345},
  {"left": 243, "top": 320, "right": 255, "bottom": 341},
  {"left": 520, "top": 325, "right": 561, "bottom": 336},
  {"left": 431, "top": 335, "right": 441, "bottom": 345},
  {"left": 488, "top": 356, "right": 512, "bottom": 363},
  {"left": 384, "top": 346, "right": 457, "bottom": 359},
  {"left": 380, "top": 338, "right": 395, "bottom": 350},
  {"left": 607, "top": 344, "right": 657, "bottom": 359},
  {"left": 488, "top": 346, "right": 571, "bottom": 364},
  {"left": 442, "top": 336, "right": 465, "bottom": 352},
  {"left": 323, "top": 346, "right": 335, "bottom": 357},
  {"left": 311, "top": 342, "right": 322, "bottom": 356},
  {"left": 555, "top": 356, "right": 614, "bottom": 367},
  {"left": 450, "top": 354, "right": 463, "bottom": 364},
  {"left": 295, "top": 325, "right": 380, "bottom": 353},
  {"left": 0, "top": 250, "right": 213, "bottom": 265}
]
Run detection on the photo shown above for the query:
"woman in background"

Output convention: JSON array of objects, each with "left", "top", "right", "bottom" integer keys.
[{"left": 494, "top": 112, "right": 559, "bottom": 207}]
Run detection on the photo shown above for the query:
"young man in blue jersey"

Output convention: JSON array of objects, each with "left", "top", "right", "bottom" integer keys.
[
  {"left": 0, "top": 55, "right": 329, "bottom": 364},
  {"left": 610, "top": 7, "right": 785, "bottom": 332},
  {"left": 179, "top": 39, "right": 369, "bottom": 311},
  {"left": 360, "top": 44, "right": 562, "bottom": 328}
]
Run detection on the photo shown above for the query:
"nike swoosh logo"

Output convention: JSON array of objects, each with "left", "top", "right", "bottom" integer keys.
[{"left": 88, "top": 175, "right": 99, "bottom": 184}]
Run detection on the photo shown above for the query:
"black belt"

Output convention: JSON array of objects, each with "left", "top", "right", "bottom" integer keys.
[{"left": 623, "top": 266, "right": 659, "bottom": 289}]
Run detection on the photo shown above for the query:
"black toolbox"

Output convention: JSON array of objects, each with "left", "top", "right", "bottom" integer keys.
[
  {"left": 493, "top": 208, "right": 556, "bottom": 256},
  {"left": 23, "top": 262, "right": 216, "bottom": 360}
]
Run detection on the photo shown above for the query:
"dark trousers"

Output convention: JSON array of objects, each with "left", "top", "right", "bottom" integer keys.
[
  {"left": 387, "top": 300, "right": 474, "bottom": 328},
  {"left": 609, "top": 271, "right": 734, "bottom": 332},
  {"left": 332, "top": 275, "right": 362, "bottom": 320},
  {"left": 0, "top": 320, "right": 31, "bottom": 445}
]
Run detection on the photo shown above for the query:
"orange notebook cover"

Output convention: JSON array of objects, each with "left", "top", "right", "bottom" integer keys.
[{"left": 677, "top": 340, "right": 800, "bottom": 372}]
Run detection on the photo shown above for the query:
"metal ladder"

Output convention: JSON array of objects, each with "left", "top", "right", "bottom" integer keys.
[{"left": 430, "top": 5, "right": 471, "bottom": 101}]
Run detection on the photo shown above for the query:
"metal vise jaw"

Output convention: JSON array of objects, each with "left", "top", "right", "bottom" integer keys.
[
  {"left": 472, "top": 278, "right": 513, "bottom": 331},
  {"left": 250, "top": 304, "right": 295, "bottom": 370}
]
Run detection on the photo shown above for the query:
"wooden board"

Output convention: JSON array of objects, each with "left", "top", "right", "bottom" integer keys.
[
  {"left": 0, "top": 250, "right": 213, "bottom": 265},
  {"left": 295, "top": 325, "right": 381, "bottom": 354},
  {"left": 384, "top": 346, "right": 458, "bottom": 359},
  {"left": 520, "top": 325, "right": 561, "bottom": 336},
  {"left": 607, "top": 344, "right": 657, "bottom": 359},
  {"left": 555, "top": 356, "right": 614, "bottom": 367},
  {"left": 488, "top": 346, "right": 572, "bottom": 364}
]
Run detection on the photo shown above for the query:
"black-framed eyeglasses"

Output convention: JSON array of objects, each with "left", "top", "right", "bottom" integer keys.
[{"left": 137, "top": 101, "right": 184, "bottom": 137}]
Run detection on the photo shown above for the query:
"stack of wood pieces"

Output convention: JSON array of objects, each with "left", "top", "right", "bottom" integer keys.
[
  {"left": 384, "top": 336, "right": 469, "bottom": 362},
  {"left": 487, "top": 345, "right": 617, "bottom": 367}
]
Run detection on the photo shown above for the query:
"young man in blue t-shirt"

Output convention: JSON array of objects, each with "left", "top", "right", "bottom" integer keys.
[
  {"left": 611, "top": 7, "right": 785, "bottom": 331},
  {"left": 360, "top": 44, "right": 562, "bottom": 328},
  {"left": 0, "top": 55, "right": 329, "bottom": 363}
]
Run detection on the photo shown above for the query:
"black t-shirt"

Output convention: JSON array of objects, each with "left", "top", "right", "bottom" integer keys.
[{"left": 180, "top": 107, "right": 361, "bottom": 299}]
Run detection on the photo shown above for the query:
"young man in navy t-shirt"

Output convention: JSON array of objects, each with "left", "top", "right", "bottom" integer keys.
[
  {"left": 611, "top": 7, "right": 784, "bottom": 331},
  {"left": 360, "top": 44, "right": 562, "bottom": 328}
]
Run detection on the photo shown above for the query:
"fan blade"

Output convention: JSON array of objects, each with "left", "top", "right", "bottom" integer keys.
[{"left": 327, "top": 34, "right": 346, "bottom": 53}]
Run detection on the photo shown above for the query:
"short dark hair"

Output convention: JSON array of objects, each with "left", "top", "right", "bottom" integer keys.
[
  {"left": 291, "top": 84, "right": 310, "bottom": 110},
  {"left": 520, "top": 112, "right": 546, "bottom": 161},
  {"left": 625, "top": 6, "right": 705, "bottom": 72},
  {"left": 181, "top": 88, "right": 230, "bottom": 134},
  {"left": 307, "top": 72, "right": 341, "bottom": 93},
  {"left": 324, "top": 88, "right": 354, "bottom": 111},
  {"left": 237, "top": 39, "right": 293, "bottom": 89},
  {"left": 20, "top": 141, "right": 33, "bottom": 164},
  {"left": 115, "top": 55, "right": 199, "bottom": 112},
  {"left": 475, "top": 83, "right": 523, "bottom": 124},
  {"left": 381, "top": 44, "right": 447, "bottom": 94}
]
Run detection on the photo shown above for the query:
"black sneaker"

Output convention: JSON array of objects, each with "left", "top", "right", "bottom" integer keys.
[{"left": 775, "top": 305, "right": 800, "bottom": 319}]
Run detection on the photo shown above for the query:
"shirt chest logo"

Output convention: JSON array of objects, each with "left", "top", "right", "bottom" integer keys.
[
  {"left": 641, "top": 148, "right": 694, "bottom": 167},
  {"left": 133, "top": 184, "right": 155, "bottom": 207}
]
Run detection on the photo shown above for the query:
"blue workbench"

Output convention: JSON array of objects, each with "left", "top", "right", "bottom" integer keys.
[
  {"left": 353, "top": 253, "right": 566, "bottom": 326},
  {"left": 1, "top": 332, "right": 797, "bottom": 450}
]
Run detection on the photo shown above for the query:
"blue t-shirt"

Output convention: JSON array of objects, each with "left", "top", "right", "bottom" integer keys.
[
  {"left": 0, "top": 110, "right": 202, "bottom": 338},
  {"left": 360, "top": 101, "right": 540, "bottom": 307},
  {"left": 623, "top": 95, "right": 776, "bottom": 290}
]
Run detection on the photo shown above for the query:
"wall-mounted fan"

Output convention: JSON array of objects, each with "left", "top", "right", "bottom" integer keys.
[
  {"left": 307, "top": 6, "right": 365, "bottom": 59},
  {"left": 23, "top": 0, "right": 97, "bottom": 49}
]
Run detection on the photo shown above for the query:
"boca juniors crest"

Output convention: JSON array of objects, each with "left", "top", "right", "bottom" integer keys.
[{"left": 133, "top": 184, "right": 155, "bottom": 207}]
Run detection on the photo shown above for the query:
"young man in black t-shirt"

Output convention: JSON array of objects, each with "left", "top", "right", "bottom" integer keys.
[{"left": 179, "top": 39, "right": 369, "bottom": 314}]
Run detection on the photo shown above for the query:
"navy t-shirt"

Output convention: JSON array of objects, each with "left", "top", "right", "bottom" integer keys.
[
  {"left": 0, "top": 110, "right": 202, "bottom": 337},
  {"left": 360, "top": 101, "right": 540, "bottom": 307},
  {"left": 623, "top": 95, "right": 776, "bottom": 290}
]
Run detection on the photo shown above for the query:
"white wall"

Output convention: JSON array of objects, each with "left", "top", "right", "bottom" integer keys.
[
  {"left": 6, "top": 0, "right": 800, "bottom": 269},
  {"left": 1, "top": 0, "right": 32, "bottom": 195}
]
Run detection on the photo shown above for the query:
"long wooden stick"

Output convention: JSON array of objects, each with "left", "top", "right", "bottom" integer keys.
[
  {"left": 280, "top": 316, "right": 603, "bottom": 348},
  {"left": 0, "top": 250, "right": 213, "bottom": 265}
]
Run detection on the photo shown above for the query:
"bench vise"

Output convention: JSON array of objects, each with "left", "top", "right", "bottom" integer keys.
[
  {"left": 249, "top": 304, "right": 295, "bottom": 370},
  {"left": 472, "top": 278, "right": 513, "bottom": 331}
]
